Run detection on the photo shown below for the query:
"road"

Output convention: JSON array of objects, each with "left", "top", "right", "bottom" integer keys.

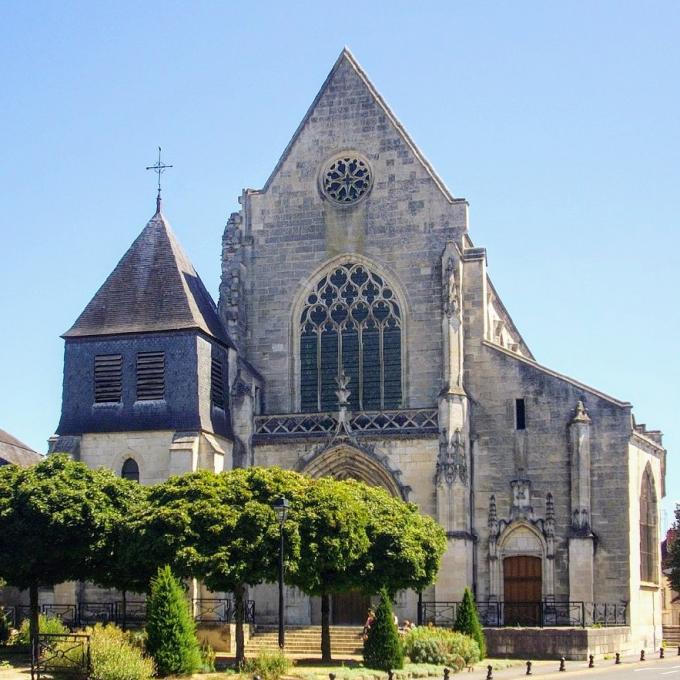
[{"left": 469, "top": 654, "right": 680, "bottom": 680}]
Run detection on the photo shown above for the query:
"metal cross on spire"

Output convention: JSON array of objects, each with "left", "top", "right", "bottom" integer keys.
[{"left": 146, "top": 146, "right": 173, "bottom": 212}]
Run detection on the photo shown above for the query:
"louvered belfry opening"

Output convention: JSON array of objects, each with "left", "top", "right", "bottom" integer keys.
[
  {"left": 136, "top": 351, "right": 165, "bottom": 401},
  {"left": 211, "top": 356, "right": 225, "bottom": 408},
  {"left": 94, "top": 354, "right": 122, "bottom": 403},
  {"left": 300, "top": 262, "right": 402, "bottom": 412}
]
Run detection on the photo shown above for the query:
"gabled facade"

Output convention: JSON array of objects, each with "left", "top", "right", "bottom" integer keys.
[{"left": 47, "top": 49, "right": 667, "bottom": 653}]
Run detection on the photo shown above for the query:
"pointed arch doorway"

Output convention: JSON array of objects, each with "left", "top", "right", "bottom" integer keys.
[
  {"left": 503, "top": 556, "right": 542, "bottom": 626},
  {"left": 298, "top": 442, "right": 409, "bottom": 625}
]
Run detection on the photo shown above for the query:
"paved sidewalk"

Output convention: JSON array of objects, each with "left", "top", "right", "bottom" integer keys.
[
  {"left": 0, "top": 663, "right": 30, "bottom": 680},
  {"left": 468, "top": 650, "right": 680, "bottom": 679}
]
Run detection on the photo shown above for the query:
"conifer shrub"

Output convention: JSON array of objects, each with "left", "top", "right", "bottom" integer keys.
[
  {"left": 453, "top": 588, "right": 486, "bottom": 659},
  {"left": 363, "top": 588, "right": 404, "bottom": 671},
  {"left": 145, "top": 566, "right": 201, "bottom": 676},
  {"left": 402, "top": 627, "right": 480, "bottom": 667}
]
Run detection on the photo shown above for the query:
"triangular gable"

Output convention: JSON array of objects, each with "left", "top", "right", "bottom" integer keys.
[
  {"left": 63, "top": 207, "right": 232, "bottom": 347},
  {"left": 260, "top": 47, "right": 457, "bottom": 202}
]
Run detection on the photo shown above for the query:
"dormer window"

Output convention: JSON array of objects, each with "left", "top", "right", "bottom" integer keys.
[{"left": 136, "top": 351, "right": 165, "bottom": 401}]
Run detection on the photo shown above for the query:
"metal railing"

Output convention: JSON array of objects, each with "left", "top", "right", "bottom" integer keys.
[
  {"left": 4, "top": 598, "right": 256, "bottom": 630},
  {"left": 418, "top": 600, "right": 627, "bottom": 628},
  {"left": 192, "top": 598, "right": 256, "bottom": 624},
  {"left": 31, "top": 633, "right": 90, "bottom": 680},
  {"left": 254, "top": 408, "right": 439, "bottom": 439}
]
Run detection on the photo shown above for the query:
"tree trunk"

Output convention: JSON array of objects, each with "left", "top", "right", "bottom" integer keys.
[
  {"left": 29, "top": 582, "right": 39, "bottom": 663},
  {"left": 234, "top": 583, "right": 246, "bottom": 666},
  {"left": 321, "top": 592, "right": 332, "bottom": 663},
  {"left": 121, "top": 590, "right": 127, "bottom": 631}
]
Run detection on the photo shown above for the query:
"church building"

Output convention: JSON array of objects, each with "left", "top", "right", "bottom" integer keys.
[{"left": 49, "top": 49, "right": 666, "bottom": 653}]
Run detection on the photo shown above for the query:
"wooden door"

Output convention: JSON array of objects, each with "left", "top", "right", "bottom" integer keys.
[
  {"left": 332, "top": 590, "right": 371, "bottom": 625},
  {"left": 503, "top": 555, "right": 542, "bottom": 626}
]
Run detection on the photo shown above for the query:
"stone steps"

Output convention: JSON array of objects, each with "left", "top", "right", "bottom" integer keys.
[
  {"left": 245, "top": 626, "right": 364, "bottom": 656},
  {"left": 664, "top": 625, "right": 680, "bottom": 644}
]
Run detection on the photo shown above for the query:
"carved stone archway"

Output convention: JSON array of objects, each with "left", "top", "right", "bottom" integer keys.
[{"left": 296, "top": 442, "right": 410, "bottom": 501}]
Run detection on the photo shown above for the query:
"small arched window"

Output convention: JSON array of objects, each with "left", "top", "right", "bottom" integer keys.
[
  {"left": 121, "top": 457, "right": 140, "bottom": 483},
  {"left": 299, "top": 262, "right": 402, "bottom": 412},
  {"left": 640, "top": 468, "right": 658, "bottom": 582}
]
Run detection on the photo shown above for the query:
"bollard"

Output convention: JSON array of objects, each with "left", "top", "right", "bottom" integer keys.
[
  {"left": 388, "top": 672, "right": 394, "bottom": 680},
  {"left": 640, "top": 650, "right": 645, "bottom": 662},
  {"left": 660, "top": 647, "right": 665, "bottom": 659},
  {"left": 615, "top": 653, "right": 621, "bottom": 665},
  {"left": 526, "top": 660, "right": 532, "bottom": 675},
  {"left": 443, "top": 669, "right": 450, "bottom": 680},
  {"left": 559, "top": 657, "right": 566, "bottom": 672},
  {"left": 486, "top": 664, "right": 493, "bottom": 680},
  {"left": 254, "top": 676, "right": 262, "bottom": 680},
  {"left": 588, "top": 655, "right": 594, "bottom": 668},
  {"left": 329, "top": 675, "right": 336, "bottom": 680}
]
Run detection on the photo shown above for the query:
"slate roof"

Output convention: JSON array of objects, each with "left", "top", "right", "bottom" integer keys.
[
  {"left": 0, "top": 429, "right": 43, "bottom": 466},
  {"left": 63, "top": 205, "right": 232, "bottom": 347}
]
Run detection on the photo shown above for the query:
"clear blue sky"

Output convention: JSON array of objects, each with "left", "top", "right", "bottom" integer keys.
[{"left": 1, "top": 2, "right": 678, "bottom": 526}]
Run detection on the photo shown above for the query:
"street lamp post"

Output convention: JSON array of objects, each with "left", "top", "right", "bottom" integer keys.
[{"left": 272, "top": 497, "right": 289, "bottom": 649}]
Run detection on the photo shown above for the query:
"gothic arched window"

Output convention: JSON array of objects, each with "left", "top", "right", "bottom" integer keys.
[
  {"left": 640, "top": 469, "right": 658, "bottom": 582},
  {"left": 300, "top": 262, "right": 402, "bottom": 412},
  {"left": 121, "top": 457, "right": 140, "bottom": 483}
]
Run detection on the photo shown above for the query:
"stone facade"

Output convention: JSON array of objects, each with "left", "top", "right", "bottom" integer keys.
[{"left": 30, "top": 49, "right": 667, "bottom": 652}]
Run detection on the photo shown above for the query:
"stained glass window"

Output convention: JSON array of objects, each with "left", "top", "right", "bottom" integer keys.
[
  {"left": 640, "top": 469, "right": 658, "bottom": 582},
  {"left": 300, "top": 263, "right": 401, "bottom": 411},
  {"left": 321, "top": 156, "right": 372, "bottom": 205}
]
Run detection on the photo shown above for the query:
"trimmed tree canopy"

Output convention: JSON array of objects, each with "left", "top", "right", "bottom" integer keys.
[
  {"left": 357, "top": 484, "right": 447, "bottom": 595},
  {"left": 0, "top": 454, "right": 139, "bottom": 589}
]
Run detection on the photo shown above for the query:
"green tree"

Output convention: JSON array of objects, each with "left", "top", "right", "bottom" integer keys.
[
  {"left": 358, "top": 484, "right": 447, "bottom": 596},
  {"left": 363, "top": 588, "right": 404, "bottom": 671},
  {"left": 667, "top": 505, "right": 680, "bottom": 593},
  {"left": 138, "top": 467, "right": 307, "bottom": 664},
  {"left": 453, "top": 587, "right": 486, "bottom": 659},
  {"left": 288, "top": 477, "right": 370, "bottom": 662},
  {"left": 88, "top": 478, "right": 151, "bottom": 627},
  {"left": 146, "top": 566, "right": 201, "bottom": 676},
  {"left": 0, "top": 455, "right": 138, "bottom": 649}
]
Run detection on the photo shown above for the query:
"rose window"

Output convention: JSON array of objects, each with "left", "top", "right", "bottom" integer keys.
[{"left": 321, "top": 155, "right": 372, "bottom": 205}]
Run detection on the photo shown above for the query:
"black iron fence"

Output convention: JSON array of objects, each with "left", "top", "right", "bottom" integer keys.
[
  {"left": 31, "top": 633, "right": 90, "bottom": 680},
  {"left": 192, "top": 598, "right": 255, "bottom": 624},
  {"left": 418, "top": 600, "right": 627, "bottom": 628},
  {"left": 3, "top": 598, "right": 256, "bottom": 630}
]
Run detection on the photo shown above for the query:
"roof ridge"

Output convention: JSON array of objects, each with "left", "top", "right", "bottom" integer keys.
[{"left": 259, "top": 48, "right": 458, "bottom": 203}]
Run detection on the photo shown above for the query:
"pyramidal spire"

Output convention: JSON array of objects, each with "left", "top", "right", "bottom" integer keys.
[{"left": 63, "top": 207, "right": 232, "bottom": 347}]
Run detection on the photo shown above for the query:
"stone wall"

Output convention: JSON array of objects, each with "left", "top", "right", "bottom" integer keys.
[
  {"left": 222, "top": 53, "right": 468, "bottom": 413},
  {"left": 485, "top": 626, "right": 633, "bottom": 660}
]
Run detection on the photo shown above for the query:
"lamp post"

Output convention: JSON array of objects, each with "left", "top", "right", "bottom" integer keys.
[{"left": 272, "top": 496, "right": 289, "bottom": 649}]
